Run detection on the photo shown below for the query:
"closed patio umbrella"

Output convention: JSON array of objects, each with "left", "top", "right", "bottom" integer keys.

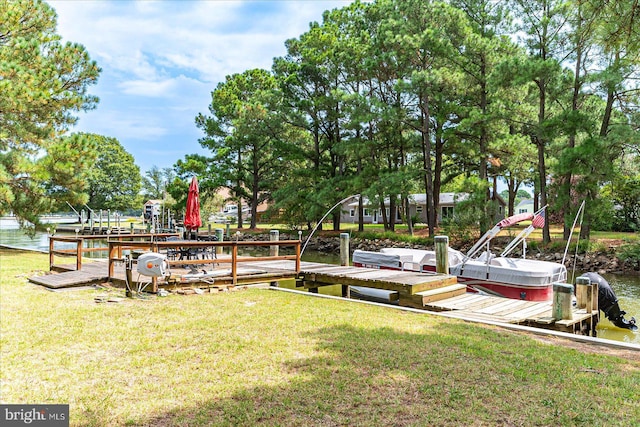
[{"left": 184, "top": 176, "right": 202, "bottom": 239}]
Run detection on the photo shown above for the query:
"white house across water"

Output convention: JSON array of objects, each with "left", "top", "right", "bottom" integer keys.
[{"left": 339, "top": 192, "right": 506, "bottom": 225}]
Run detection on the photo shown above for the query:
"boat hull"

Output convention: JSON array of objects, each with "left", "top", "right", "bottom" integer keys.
[{"left": 353, "top": 248, "right": 564, "bottom": 302}]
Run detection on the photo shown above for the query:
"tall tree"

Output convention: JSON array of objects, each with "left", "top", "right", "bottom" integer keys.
[
  {"left": 85, "top": 135, "right": 141, "bottom": 211},
  {"left": 0, "top": 0, "right": 100, "bottom": 228},
  {"left": 508, "top": 0, "right": 570, "bottom": 242},
  {"left": 273, "top": 13, "right": 353, "bottom": 231},
  {"left": 196, "top": 69, "right": 290, "bottom": 228},
  {"left": 142, "top": 166, "right": 175, "bottom": 200}
]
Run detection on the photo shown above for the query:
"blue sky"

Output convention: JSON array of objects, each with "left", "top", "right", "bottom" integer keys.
[{"left": 49, "top": 0, "right": 353, "bottom": 174}]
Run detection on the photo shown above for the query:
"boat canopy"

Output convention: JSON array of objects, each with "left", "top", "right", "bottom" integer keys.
[{"left": 453, "top": 257, "right": 567, "bottom": 286}]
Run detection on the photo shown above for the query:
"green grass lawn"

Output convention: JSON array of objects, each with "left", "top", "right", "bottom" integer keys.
[{"left": 1, "top": 249, "right": 639, "bottom": 426}]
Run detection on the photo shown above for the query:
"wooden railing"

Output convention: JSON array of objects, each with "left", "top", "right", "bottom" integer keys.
[
  {"left": 107, "top": 239, "right": 302, "bottom": 285},
  {"left": 48, "top": 233, "right": 179, "bottom": 271}
]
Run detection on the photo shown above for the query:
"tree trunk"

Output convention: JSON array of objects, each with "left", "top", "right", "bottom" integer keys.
[
  {"left": 388, "top": 196, "right": 396, "bottom": 232},
  {"left": 420, "top": 92, "right": 435, "bottom": 236},
  {"left": 405, "top": 196, "right": 413, "bottom": 236}
]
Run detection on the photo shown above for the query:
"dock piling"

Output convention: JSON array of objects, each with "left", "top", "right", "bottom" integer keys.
[
  {"left": 553, "top": 283, "right": 574, "bottom": 320},
  {"left": 340, "top": 233, "right": 349, "bottom": 267},
  {"left": 435, "top": 236, "right": 449, "bottom": 274},
  {"left": 270, "top": 230, "right": 279, "bottom": 257},
  {"left": 575, "top": 276, "right": 590, "bottom": 309}
]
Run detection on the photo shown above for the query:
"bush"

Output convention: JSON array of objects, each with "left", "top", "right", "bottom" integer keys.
[
  {"left": 617, "top": 243, "right": 640, "bottom": 270},
  {"left": 353, "top": 230, "right": 434, "bottom": 246},
  {"left": 543, "top": 239, "right": 605, "bottom": 255}
]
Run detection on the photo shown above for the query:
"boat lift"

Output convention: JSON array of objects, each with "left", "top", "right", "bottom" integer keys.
[{"left": 463, "top": 206, "right": 548, "bottom": 264}]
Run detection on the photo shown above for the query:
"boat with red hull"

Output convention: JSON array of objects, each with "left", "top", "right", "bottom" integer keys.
[{"left": 353, "top": 208, "right": 567, "bottom": 302}]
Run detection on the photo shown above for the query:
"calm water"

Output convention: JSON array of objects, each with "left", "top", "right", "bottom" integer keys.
[{"left": 2, "top": 229, "right": 638, "bottom": 344}]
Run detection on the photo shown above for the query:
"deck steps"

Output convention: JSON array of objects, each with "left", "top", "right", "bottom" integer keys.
[{"left": 407, "top": 284, "right": 467, "bottom": 307}]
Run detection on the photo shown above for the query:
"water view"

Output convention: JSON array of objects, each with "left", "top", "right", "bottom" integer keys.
[{"left": 1, "top": 229, "right": 638, "bottom": 344}]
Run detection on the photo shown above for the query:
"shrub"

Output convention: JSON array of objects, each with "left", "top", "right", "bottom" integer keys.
[{"left": 617, "top": 243, "right": 640, "bottom": 270}]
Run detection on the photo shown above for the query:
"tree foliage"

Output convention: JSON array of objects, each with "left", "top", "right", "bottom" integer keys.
[
  {"left": 0, "top": 0, "right": 100, "bottom": 228},
  {"left": 191, "top": 0, "right": 639, "bottom": 236},
  {"left": 85, "top": 134, "right": 141, "bottom": 212}
]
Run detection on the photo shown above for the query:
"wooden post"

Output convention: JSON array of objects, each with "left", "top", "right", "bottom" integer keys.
[
  {"left": 215, "top": 229, "right": 224, "bottom": 255},
  {"left": 589, "top": 280, "right": 598, "bottom": 313},
  {"left": 295, "top": 241, "right": 301, "bottom": 273},
  {"left": 269, "top": 230, "right": 280, "bottom": 286},
  {"left": 270, "top": 230, "right": 279, "bottom": 257},
  {"left": 76, "top": 238, "right": 82, "bottom": 271},
  {"left": 589, "top": 280, "right": 598, "bottom": 337},
  {"left": 340, "top": 233, "right": 349, "bottom": 266},
  {"left": 108, "top": 242, "right": 117, "bottom": 279},
  {"left": 231, "top": 243, "right": 238, "bottom": 285},
  {"left": 575, "top": 276, "right": 590, "bottom": 309},
  {"left": 584, "top": 280, "right": 594, "bottom": 312},
  {"left": 552, "top": 283, "right": 574, "bottom": 320},
  {"left": 49, "top": 236, "right": 54, "bottom": 271},
  {"left": 435, "top": 235, "right": 449, "bottom": 274},
  {"left": 342, "top": 284, "right": 350, "bottom": 298},
  {"left": 125, "top": 262, "right": 133, "bottom": 298}
]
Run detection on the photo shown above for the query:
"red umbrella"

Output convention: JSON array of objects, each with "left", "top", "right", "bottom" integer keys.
[{"left": 184, "top": 176, "right": 202, "bottom": 236}]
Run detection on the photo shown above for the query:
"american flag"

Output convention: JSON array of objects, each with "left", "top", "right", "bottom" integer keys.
[{"left": 532, "top": 211, "right": 545, "bottom": 229}]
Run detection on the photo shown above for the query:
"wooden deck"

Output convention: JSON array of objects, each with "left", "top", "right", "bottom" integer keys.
[
  {"left": 29, "top": 258, "right": 598, "bottom": 335},
  {"left": 424, "top": 293, "right": 599, "bottom": 334},
  {"left": 30, "top": 262, "right": 109, "bottom": 289},
  {"left": 37, "top": 257, "right": 299, "bottom": 290}
]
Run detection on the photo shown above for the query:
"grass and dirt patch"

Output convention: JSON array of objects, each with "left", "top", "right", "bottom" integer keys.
[{"left": 1, "top": 249, "right": 639, "bottom": 426}]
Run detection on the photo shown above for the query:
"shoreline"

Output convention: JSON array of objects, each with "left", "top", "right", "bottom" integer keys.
[{"left": 3, "top": 228, "right": 639, "bottom": 275}]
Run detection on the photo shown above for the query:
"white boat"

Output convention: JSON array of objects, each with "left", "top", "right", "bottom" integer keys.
[{"left": 353, "top": 208, "right": 567, "bottom": 302}]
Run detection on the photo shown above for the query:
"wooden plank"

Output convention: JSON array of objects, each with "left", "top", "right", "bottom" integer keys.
[
  {"left": 555, "top": 312, "right": 594, "bottom": 327},
  {"left": 415, "top": 284, "right": 467, "bottom": 304},
  {"left": 477, "top": 299, "right": 530, "bottom": 315},
  {"left": 492, "top": 301, "right": 538, "bottom": 317},
  {"left": 301, "top": 266, "right": 358, "bottom": 274},
  {"left": 415, "top": 284, "right": 467, "bottom": 297},
  {"left": 452, "top": 296, "right": 506, "bottom": 311},
  {"left": 425, "top": 294, "right": 488, "bottom": 310},
  {"left": 301, "top": 270, "right": 456, "bottom": 295},
  {"left": 444, "top": 310, "right": 521, "bottom": 324},
  {"left": 29, "top": 270, "right": 107, "bottom": 288},
  {"left": 443, "top": 294, "right": 489, "bottom": 307},
  {"left": 507, "top": 304, "right": 553, "bottom": 320},
  {"left": 532, "top": 317, "right": 556, "bottom": 325},
  {"left": 433, "top": 293, "right": 477, "bottom": 304}
]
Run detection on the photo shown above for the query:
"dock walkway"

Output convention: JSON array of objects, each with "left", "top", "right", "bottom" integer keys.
[
  {"left": 424, "top": 293, "right": 598, "bottom": 335},
  {"left": 29, "top": 262, "right": 108, "bottom": 289},
  {"left": 29, "top": 258, "right": 597, "bottom": 335}
]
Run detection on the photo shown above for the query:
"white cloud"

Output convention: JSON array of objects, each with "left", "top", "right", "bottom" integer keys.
[{"left": 48, "top": 0, "right": 354, "bottom": 171}]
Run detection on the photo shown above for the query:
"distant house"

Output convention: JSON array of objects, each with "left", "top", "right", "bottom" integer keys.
[
  {"left": 340, "top": 193, "right": 505, "bottom": 225},
  {"left": 209, "top": 187, "right": 270, "bottom": 223},
  {"left": 515, "top": 199, "right": 534, "bottom": 215}
]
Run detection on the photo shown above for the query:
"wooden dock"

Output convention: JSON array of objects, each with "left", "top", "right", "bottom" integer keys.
[
  {"left": 281, "top": 260, "right": 464, "bottom": 308},
  {"left": 29, "top": 257, "right": 598, "bottom": 335},
  {"left": 423, "top": 293, "right": 599, "bottom": 335}
]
